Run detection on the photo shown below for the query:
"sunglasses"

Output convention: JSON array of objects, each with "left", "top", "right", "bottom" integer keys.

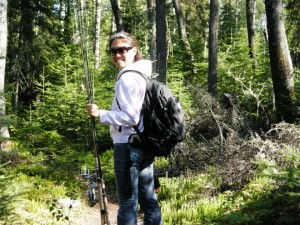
[{"left": 110, "top": 46, "right": 133, "bottom": 55}]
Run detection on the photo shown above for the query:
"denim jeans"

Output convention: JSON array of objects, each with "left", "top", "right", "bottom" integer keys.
[{"left": 114, "top": 143, "right": 162, "bottom": 225}]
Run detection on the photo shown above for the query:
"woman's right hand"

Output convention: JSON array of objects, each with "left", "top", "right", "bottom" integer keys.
[{"left": 86, "top": 104, "right": 100, "bottom": 118}]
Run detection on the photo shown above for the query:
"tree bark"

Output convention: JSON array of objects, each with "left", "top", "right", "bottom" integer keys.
[
  {"left": 156, "top": 0, "right": 167, "bottom": 83},
  {"left": 147, "top": 0, "right": 156, "bottom": 64},
  {"left": 110, "top": 0, "right": 123, "bottom": 32},
  {"left": 265, "top": 0, "right": 295, "bottom": 122},
  {"left": 20, "top": 0, "right": 34, "bottom": 45},
  {"left": 15, "top": 0, "right": 34, "bottom": 109},
  {"left": 64, "top": 0, "right": 72, "bottom": 44},
  {"left": 235, "top": 0, "right": 239, "bottom": 33},
  {"left": 246, "top": 0, "right": 256, "bottom": 61},
  {"left": 94, "top": 0, "right": 101, "bottom": 69},
  {"left": 0, "top": 0, "right": 10, "bottom": 138},
  {"left": 208, "top": 0, "right": 219, "bottom": 96}
]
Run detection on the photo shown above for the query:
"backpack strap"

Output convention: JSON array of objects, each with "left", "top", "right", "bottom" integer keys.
[
  {"left": 116, "top": 96, "right": 142, "bottom": 134},
  {"left": 115, "top": 99, "right": 123, "bottom": 132},
  {"left": 118, "top": 70, "right": 148, "bottom": 81},
  {"left": 115, "top": 70, "right": 146, "bottom": 133}
]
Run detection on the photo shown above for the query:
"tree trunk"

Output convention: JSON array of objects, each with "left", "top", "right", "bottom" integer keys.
[
  {"left": 20, "top": 0, "right": 34, "bottom": 45},
  {"left": 208, "top": 0, "right": 219, "bottom": 96},
  {"left": 0, "top": 0, "right": 10, "bottom": 138},
  {"left": 16, "top": 0, "right": 35, "bottom": 108},
  {"left": 110, "top": 0, "right": 123, "bottom": 32},
  {"left": 94, "top": 0, "right": 101, "bottom": 69},
  {"left": 265, "top": 0, "right": 295, "bottom": 122},
  {"left": 172, "top": 0, "right": 197, "bottom": 76},
  {"left": 246, "top": 0, "right": 256, "bottom": 61},
  {"left": 63, "top": 0, "right": 72, "bottom": 44},
  {"left": 59, "top": 0, "right": 66, "bottom": 33},
  {"left": 235, "top": 0, "right": 239, "bottom": 33},
  {"left": 156, "top": 0, "right": 167, "bottom": 83},
  {"left": 147, "top": 0, "right": 156, "bottom": 64}
]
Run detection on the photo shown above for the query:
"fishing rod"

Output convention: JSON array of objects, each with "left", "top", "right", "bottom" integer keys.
[{"left": 73, "top": 1, "right": 110, "bottom": 224}]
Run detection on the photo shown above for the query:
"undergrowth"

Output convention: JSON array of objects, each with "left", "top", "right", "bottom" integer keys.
[
  {"left": 157, "top": 143, "right": 300, "bottom": 224},
  {"left": 1, "top": 86, "right": 299, "bottom": 224}
]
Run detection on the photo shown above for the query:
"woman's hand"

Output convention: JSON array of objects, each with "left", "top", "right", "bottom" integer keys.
[{"left": 86, "top": 104, "right": 100, "bottom": 118}]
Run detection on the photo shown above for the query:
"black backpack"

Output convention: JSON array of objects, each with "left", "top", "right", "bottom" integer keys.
[{"left": 119, "top": 71, "right": 185, "bottom": 157}]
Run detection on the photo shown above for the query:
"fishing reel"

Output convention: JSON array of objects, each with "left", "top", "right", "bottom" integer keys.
[{"left": 81, "top": 166, "right": 99, "bottom": 207}]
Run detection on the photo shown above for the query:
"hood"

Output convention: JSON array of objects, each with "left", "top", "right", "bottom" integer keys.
[{"left": 117, "top": 60, "right": 152, "bottom": 80}]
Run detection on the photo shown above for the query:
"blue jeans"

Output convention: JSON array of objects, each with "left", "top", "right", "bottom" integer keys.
[{"left": 114, "top": 143, "right": 162, "bottom": 225}]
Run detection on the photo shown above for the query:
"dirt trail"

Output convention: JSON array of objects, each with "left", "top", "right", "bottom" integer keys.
[
  {"left": 67, "top": 202, "right": 118, "bottom": 225},
  {"left": 59, "top": 201, "right": 118, "bottom": 225},
  {"left": 64, "top": 200, "right": 144, "bottom": 225}
]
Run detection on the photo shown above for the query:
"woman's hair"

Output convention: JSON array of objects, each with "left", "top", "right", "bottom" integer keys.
[{"left": 108, "top": 31, "right": 142, "bottom": 61}]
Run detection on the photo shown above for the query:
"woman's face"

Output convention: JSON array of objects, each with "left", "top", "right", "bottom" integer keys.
[{"left": 110, "top": 38, "right": 137, "bottom": 69}]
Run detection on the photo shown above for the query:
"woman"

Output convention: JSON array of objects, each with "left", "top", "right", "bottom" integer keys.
[{"left": 87, "top": 32, "right": 162, "bottom": 225}]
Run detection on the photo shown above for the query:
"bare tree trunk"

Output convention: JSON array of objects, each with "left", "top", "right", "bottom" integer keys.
[
  {"left": 172, "top": 0, "right": 197, "bottom": 76},
  {"left": 64, "top": 0, "right": 72, "bottom": 44},
  {"left": 156, "top": 0, "right": 167, "bottom": 83},
  {"left": 94, "top": 0, "right": 101, "bottom": 69},
  {"left": 235, "top": 0, "right": 239, "bottom": 33},
  {"left": 20, "top": 0, "right": 34, "bottom": 45},
  {"left": 0, "top": 0, "right": 10, "bottom": 139},
  {"left": 110, "top": 0, "right": 123, "bottom": 32},
  {"left": 16, "top": 0, "right": 35, "bottom": 108},
  {"left": 147, "top": 0, "right": 156, "bottom": 65},
  {"left": 265, "top": 0, "right": 295, "bottom": 122},
  {"left": 208, "top": 0, "right": 219, "bottom": 96},
  {"left": 246, "top": 0, "right": 256, "bottom": 61}
]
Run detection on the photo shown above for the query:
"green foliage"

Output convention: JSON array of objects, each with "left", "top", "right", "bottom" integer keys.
[
  {"left": 154, "top": 157, "right": 169, "bottom": 170},
  {"left": 81, "top": 149, "right": 115, "bottom": 189},
  {"left": 181, "top": 0, "right": 208, "bottom": 46},
  {"left": 158, "top": 174, "right": 221, "bottom": 224},
  {"left": 227, "top": 145, "right": 300, "bottom": 225},
  {"left": 0, "top": 170, "right": 26, "bottom": 224},
  {"left": 43, "top": 44, "right": 83, "bottom": 86},
  {"left": 99, "top": 150, "right": 115, "bottom": 187},
  {"left": 46, "top": 198, "right": 69, "bottom": 222},
  {"left": 11, "top": 43, "right": 114, "bottom": 154},
  {"left": 167, "top": 70, "right": 193, "bottom": 110},
  {"left": 219, "top": 2, "right": 238, "bottom": 45},
  {"left": 286, "top": 0, "right": 300, "bottom": 68},
  {"left": 0, "top": 175, "right": 16, "bottom": 221},
  {"left": 217, "top": 27, "right": 274, "bottom": 123}
]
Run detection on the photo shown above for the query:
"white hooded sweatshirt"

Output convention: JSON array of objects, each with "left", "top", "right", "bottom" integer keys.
[{"left": 99, "top": 60, "right": 152, "bottom": 144}]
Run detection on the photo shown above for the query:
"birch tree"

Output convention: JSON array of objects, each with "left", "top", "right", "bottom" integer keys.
[
  {"left": 0, "top": 0, "right": 9, "bottom": 139},
  {"left": 94, "top": 0, "right": 101, "bottom": 69}
]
